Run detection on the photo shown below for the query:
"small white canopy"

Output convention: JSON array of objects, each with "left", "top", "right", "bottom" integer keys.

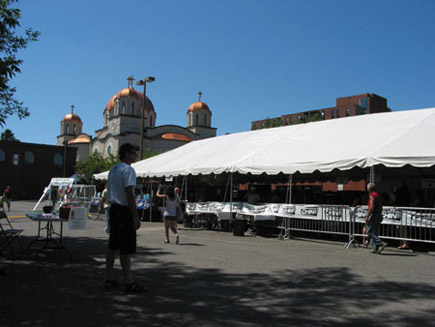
[{"left": 94, "top": 108, "right": 435, "bottom": 180}]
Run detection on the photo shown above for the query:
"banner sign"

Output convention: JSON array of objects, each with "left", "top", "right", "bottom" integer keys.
[
  {"left": 354, "top": 206, "right": 435, "bottom": 227},
  {"left": 186, "top": 202, "right": 435, "bottom": 227},
  {"left": 186, "top": 202, "right": 344, "bottom": 221}
]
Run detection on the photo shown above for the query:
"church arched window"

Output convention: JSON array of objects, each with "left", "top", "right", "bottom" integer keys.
[
  {"left": 149, "top": 116, "right": 153, "bottom": 127},
  {"left": 66, "top": 124, "right": 70, "bottom": 134},
  {"left": 195, "top": 114, "right": 198, "bottom": 126},
  {"left": 122, "top": 103, "right": 126, "bottom": 115},
  {"left": 131, "top": 102, "right": 135, "bottom": 116},
  {"left": 73, "top": 124, "right": 77, "bottom": 135},
  {"left": 107, "top": 145, "right": 112, "bottom": 155}
]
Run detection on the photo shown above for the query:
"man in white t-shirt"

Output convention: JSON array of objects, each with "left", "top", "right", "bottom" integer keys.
[{"left": 104, "top": 143, "right": 145, "bottom": 293}]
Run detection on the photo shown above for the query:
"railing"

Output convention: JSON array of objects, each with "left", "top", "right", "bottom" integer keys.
[
  {"left": 350, "top": 206, "right": 435, "bottom": 245},
  {"left": 185, "top": 201, "right": 435, "bottom": 245}
]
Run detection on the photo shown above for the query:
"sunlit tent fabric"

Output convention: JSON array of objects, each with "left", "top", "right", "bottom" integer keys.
[{"left": 93, "top": 108, "right": 435, "bottom": 180}]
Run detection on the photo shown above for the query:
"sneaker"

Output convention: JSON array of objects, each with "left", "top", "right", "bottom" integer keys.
[
  {"left": 371, "top": 249, "right": 378, "bottom": 254},
  {"left": 377, "top": 242, "right": 387, "bottom": 254}
]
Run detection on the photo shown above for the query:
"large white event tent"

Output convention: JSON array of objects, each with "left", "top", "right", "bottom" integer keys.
[{"left": 94, "top": 108, "right": 435, "bottom": 180}]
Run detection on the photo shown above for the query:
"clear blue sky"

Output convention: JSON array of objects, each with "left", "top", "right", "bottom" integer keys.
[{"left": 4, "top": 0, "right": 435, "bottom": 145}]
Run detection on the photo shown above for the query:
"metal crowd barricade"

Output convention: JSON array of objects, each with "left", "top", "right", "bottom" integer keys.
[
  {"left": 278, "top": 204, "right": 352, "bottom": 243},
  {"left": 350, "top": 206, "right": 435, "bottom": 247}
]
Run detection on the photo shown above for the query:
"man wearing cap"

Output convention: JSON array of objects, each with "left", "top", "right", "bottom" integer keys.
[{"left": 104, "top": 143, "right": 145, "bottom": 293}]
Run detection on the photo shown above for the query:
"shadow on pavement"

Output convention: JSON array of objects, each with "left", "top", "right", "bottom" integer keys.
[{"left": 1, "top": 235, "right": 435, "bottom": 327}]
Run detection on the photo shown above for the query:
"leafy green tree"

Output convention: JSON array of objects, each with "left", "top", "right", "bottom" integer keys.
[
  {"left": 0, "top": 0, "right": 40, "bottom": 126},
  {"left": 305, "top": 112, "right": 322, "bottom": 123},
  {"left": 272, "top": 118, "right": 283, "bottom": 127},
  {"left": 0, "top": 127, "right": 17, "bottom": 140},
  {"left": 75, "top": 148, "right": 160, "bottom": 184},
  {"left": 263, "top": 117, "right": 272, "bottom": 129},
  {"left": 75, "top": 152, "right": 119, "bottom": 184},
  {"left": 141, "top": 147, "right": 160, "bottom": 161}
]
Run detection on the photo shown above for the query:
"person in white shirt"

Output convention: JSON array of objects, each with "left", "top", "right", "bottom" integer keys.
[{"left": 104, "top": 143, "right": 145, "bottom": 293}]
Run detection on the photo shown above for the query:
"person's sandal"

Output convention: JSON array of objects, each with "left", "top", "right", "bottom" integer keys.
[
  {"left": 124, "top": 281, "right": 147, "bottom": 293},
  {"left": 104, "top": 279, "right": 120, "bottom": 289}
]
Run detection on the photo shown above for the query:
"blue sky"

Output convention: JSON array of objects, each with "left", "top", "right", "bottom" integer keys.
[{"left": 4, "top": 0, "right": 435, "bottom": 145}]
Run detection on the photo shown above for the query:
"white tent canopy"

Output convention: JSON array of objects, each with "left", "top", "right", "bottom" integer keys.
[{"left": 94, "top": 108, "right": 435, "bottom": 180}]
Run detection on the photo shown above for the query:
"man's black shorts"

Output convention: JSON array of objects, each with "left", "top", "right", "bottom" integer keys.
[{"left": 108, "top": 204, "right": 136, "bottom": 255}]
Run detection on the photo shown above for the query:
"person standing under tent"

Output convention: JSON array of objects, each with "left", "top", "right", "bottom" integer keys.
[
  {"left": 104, "top": 143, "right": 145, "bottom": 293},
  {"left": 156, "top": 185, "right": 180, "bottom": 244},
  {"left": 365, "top": 183, "right": 387, "bottom": 254},
  {"left": 99, "top": 184, "right": 111, "bottom": 233}
]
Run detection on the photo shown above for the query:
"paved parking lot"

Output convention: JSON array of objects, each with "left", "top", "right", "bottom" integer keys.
[{"left": 1, "top": 201, "right": 435, "bottom": 327}]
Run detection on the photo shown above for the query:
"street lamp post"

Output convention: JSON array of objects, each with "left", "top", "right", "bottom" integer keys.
[{"left": 136, "top": 76, "right": 155, "bottom": 159}]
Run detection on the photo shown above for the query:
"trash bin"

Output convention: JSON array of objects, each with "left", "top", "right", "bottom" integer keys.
[{"left": 232, "top": 219, "right": 246, "bottom": 236}]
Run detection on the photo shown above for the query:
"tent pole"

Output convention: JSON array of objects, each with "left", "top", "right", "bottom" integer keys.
[
  {"left": 149, "top": 177, "right": 153, "bottom": 222},
  {"left": 184, "top": 175, "right": 188, "bottom": 201},
  {"left": 230, "top": 173, "right": 233, "bottom": 217},
  {"left": 369, "top": 166, "right": 375, "bottom": 184},
  {"left": 223, "top": 173, "right": 231, "bottom": 203},
  {"left": 286, "top": 174, "right": 293, "bottom": 204}
]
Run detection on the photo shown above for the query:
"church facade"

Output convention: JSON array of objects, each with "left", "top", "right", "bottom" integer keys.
[{"left": 57, "top": 78, "right": 217, "bottom": 161}]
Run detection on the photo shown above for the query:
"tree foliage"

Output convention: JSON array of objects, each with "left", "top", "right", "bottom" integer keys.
[
  {"left": 75, "top": 147, "right": 161, "bottom": 184},
  {"left": 75, "top": 152, "right": 119, "bottom": 184},
  {"left": 0, "top": 0, "right": 40, "bottom": 126},
  {"left": 0, "top": 127, "right": 17, "bottom": 140},
  {"left": 141, "top": 147, "right": 160, "bottom": 161}
]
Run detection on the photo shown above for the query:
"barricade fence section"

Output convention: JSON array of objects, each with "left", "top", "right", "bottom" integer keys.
[
  {"left": 185, "top": 201, "right": 435, "bottom": 245},
  {"left": 352, "top": 206, "right": 435, "bottom": 245},
  {"left": 277, "top": 205, "right": 352, "bottom": 241}
]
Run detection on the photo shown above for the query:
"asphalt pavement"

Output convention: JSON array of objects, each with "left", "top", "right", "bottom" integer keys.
[{"left": 1, "top": 201, "right": 435, "bottom": 327}]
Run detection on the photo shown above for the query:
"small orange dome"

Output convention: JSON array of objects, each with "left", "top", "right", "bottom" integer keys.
[
  {"left": 68, "top": 134, "right": 91, "bottom": 144},
  {"left": 187, "top": 101, "right": 210, "bottom": 113},
  {"left": 104, "top": 87, "right": 154, "bottom": 113},
  {"left": 61, "top": 113, "right": 82, "bottom": 124}
]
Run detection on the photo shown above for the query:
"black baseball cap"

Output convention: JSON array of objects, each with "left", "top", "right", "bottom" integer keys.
[{"left": 119, "top": 143, "right": 139, "bottom": 158}]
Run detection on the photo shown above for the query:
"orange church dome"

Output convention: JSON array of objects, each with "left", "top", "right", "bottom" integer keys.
[
  {"left": 104, "top": 87, "right": 155, "bottom": 113},
  {"left": 61, "top": 113, "right": 82, "bottom": 124},
  {"left": 187, "top": 101, "right": 210, "bottom": 113}
]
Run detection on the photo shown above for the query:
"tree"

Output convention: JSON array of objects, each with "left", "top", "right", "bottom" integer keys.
[
  {"left": 75, "top": 148, "right": 161, "bottom": 184},
  {"left": 141, "top": 147, "right": 160, "bottom": 161},
  {"left": 0, "top": 0, "right": 40, "bottom": 126},
  {"left": 272, "top": 118, "right": 283, "bottom": 128},
  {"left": 0, "top": 127, "right": 17, "bottom": 140},
  {"left": 75, "top": 152, "right": 119, "bottom": 184},
  {"left": 263, "top": 117, "right": 272, "bottom": 129},
  {"left": 305, "top": 112, "right": 322, "bottom": 123}
]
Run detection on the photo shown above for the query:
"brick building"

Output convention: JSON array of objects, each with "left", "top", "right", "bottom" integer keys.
[
  {"left": 251, "top": 93, "right": 391, "bottom": 129},
  {"left": 0, "top": 141, "right": 77, "bottom": 199}
]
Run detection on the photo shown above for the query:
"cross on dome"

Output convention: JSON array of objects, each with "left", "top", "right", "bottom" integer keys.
[
  {"left": 71, "top": 104, "right": 75, "bottom": 114},
  {"left": 198, "top": 90, "right": 203, "bottom": 101},
  {"left": 127, "top": 76, "right": 135, "bottom": 87}
]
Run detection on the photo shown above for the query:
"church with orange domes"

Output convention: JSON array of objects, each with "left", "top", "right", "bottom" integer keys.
[{"left": 57, "top": 77, "right": 216, "bottom": 162}]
